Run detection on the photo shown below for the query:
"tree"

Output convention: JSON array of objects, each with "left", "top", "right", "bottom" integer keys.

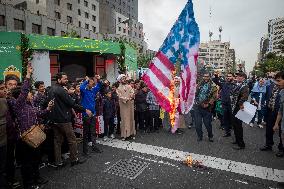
[
  {"left": 257, "top": 52, "right": 284, "bottom": 73},
  {"left": 137, "top": 54, "right": 152, "bottom": 68}
]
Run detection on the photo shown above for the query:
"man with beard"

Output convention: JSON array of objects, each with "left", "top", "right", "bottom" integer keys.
[
  {"left": 231, "top": 72, "right": 249, "bottom": 150},
  {"left": 194, "top": 72, "right": 218, "bottom": 142},
  {"left": 5, "top": 75, "right": 21, "bottom": 189},
  {"left": 273, "top": 71, "right": 284, "bottom": 153},
  {"left": 48, "top": 72, "right": 92, "bottom": 167},
  {"left": 116, "top": 74, "right": 136, "bottom": 140},
  {"left": 260, "top": 74, "right": 283, "bottom": 154},
  {"left": 213, "top": 73, "right": 236, "bottom": 137},
  {"left": 0, "top": 80, "right": 8, "bottom": 188},
  {"left": 80, "top": 76, "right": 102, "bottom": 156}
]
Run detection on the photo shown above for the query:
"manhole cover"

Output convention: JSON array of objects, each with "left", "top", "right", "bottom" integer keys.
[{"left": 105, "top": 159, "right": 149, "bottom": 180}]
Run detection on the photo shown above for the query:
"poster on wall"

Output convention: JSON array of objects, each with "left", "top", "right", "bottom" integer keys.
[
  {"left": 0, "top": 32, "right": 22, "bottom": 80},
  {"left": 31, "top": 51, "right": 52, "bottom": 86}
]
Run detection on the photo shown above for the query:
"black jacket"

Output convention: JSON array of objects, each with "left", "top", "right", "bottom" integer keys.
[
  {"left": 135, "top": 90, "right": 148, "bottom": 112},
  {"left": 48, "top": 84, "right": 85, "bottom": 123},
  {"left": 103, "top": 97, "right": 116, "bottom": 119}
]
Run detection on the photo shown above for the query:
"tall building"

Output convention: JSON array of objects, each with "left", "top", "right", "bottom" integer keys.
[
  {"left": 258, "top": 34, "right": 269, "bottom": 62},
  {"left": 0, "top": 0, "right": 100, "bottom": 39},
  {"left": 228, "top": 49, "right": 236, "bottom": 72},
  {"left": 97, "top": 0, "right": 138, "bottom": 21},
  {"left": 0, "top": 0, "right": 146, "bottom": 53},
  {"left": 268, "top": 17, "right": 284, "bottom": 56},
  {"left": 98, "top": 0, "right": 146, "bottom": 54},
  {"left": 198, "top": 40, "right": 235, "bottom": 73}
]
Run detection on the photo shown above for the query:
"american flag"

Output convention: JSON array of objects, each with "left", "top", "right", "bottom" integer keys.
[{"left": 142, "top": 0, "right": 200, "bottom": 114}]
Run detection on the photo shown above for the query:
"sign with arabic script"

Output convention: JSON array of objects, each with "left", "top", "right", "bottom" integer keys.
[{"left": 0, "top": 32, "right": 22, "bottom": 80}]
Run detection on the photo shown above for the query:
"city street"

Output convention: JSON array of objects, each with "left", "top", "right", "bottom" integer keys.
[{"left": 40, "top": 119, "right": 284, "bottom": 189}]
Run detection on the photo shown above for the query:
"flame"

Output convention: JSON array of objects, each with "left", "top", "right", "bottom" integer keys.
[
  {"left": 183, "top": 155, "right": 204, "bottom": 168},
  {"left": 169, "top": 71, "right": 176, "bottom": 127},
  {"left": 184, "top": 155, "right": 193, "bottom": 167}
]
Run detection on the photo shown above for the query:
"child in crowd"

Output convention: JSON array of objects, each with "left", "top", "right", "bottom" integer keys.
[{"left": 103, "top": 89, "right": 116, "bottom": 140}]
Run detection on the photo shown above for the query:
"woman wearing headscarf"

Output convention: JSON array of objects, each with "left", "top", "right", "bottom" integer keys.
[{"left": 250, "top": 78, "right": 267, "bottom": 128}]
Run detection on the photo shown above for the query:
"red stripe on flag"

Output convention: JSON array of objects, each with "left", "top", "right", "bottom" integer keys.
[
  {"left": 181, "top": 66, "right": 192, "bottom": 101},
  {"left": 149, "top": 63, "right": 171, "bottom": 87},
  {"left": 142, "top": 74, "right": 171, "bottom": 112},
  {"left": 156, "top": 51, "right": 175, "bottom": 71}
]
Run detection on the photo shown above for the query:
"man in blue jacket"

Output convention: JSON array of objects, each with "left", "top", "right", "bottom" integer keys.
[{"left": 80, "top": 75, "right": 102, "bottom": 156}]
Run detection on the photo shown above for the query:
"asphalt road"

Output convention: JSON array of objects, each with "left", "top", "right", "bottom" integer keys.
[{"left": 40, "top": 119, "right": 284, "bottom": 189}]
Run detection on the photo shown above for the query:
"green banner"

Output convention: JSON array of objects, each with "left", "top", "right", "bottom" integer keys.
[
  {"left": 124, "top": 43, "right": 138, "bottom": 72},
  {"left": 27, "top": 34, "right": 121, "bottom": 54},
  {"left": 0, "top": 32, "right": 22, "bottom": 80}
]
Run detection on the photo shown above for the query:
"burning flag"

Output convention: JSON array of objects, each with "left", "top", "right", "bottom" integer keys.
[{"left": 142, "top": 0, "right": 200, "bottom": 127}]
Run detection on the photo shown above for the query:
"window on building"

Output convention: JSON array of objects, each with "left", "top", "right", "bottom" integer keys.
[
  {"left": 134, "top": 32, "right": 136, "bottom": 36},
  {"left": 67, "top": 3, "right": 72, "bottom": 10},
  {"left": 84, "top": 0, "right": 88, "bottom": 7},
  {"left": 85, "top": 23, "right": 89, "bottom": 29},
  {"left": 78, "top": 0, "right": 80, "bottom": 4},
  {"left": 0, "top": 15, "right": 5, "bottom": 26},
  {"left": 118, "top": 27, "right": 121, "bottom": 31},
  {"left": 47, "top": 27, "right": 55, "bottom": 36},
  {"left": 55, "top": 11, "right": 61, "bottom": 19},
  {"left": 92, "top": 15, "right": 96, "bottom": 22},
  {"left": 32, "top": 23, "right": 41, "bottom": 34},
  {"left": 118, "top": 17, "right": 121, "bottom": 23},
  {"left": 78, "top": 21, "right": 81, "bottom": 27},
  {"left": 36, "top": 0, "right": 39, "bottom": 4},
  {"left": 54, "top": 0, "right": 60, "bottom": 6},
  {"left": 14, "top": 19, "right": 24, "bottom": 30},
  {"left": 61, "top": 31, "right": 65, "bottom": 36},
  {"left": 139, "top": 34, "right": 141, "bottom": 38},
  {"left": 67, "top": 16, "right": 73, "bottom": 23},
  {"left": 92, "top": 26, "right": 96, "bottom": 32},
  {"left": 85, "top": 12, "right": 89, "bottom": 18},
  {"left": 123, "top": 28, "right": 126, "bottom": 33},
  {"left": 36, "top": 10, "right": 40, "bottom": 15},
  {"left": 78, "top": 9, "right": 81, "bottom": 15},
  {"left": 92, "top": 4, "right": 96, "bottom": 11}
]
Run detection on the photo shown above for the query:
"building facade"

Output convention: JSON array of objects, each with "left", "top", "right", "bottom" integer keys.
[
  {"left": 268, "top": 17, "right": 284, "bottom": 56},
  {"left": 198, "top": 40, "right": 235, "bottom": 73},
  {"left": 0, "top": 0, "right": 147, "bottom": 55},
  {"left": 97, "top": 0, "right": 138, "bottom": 21},
  {"left": 0, "top": 0, "right": 100, "bottom": 39},
  {"left": 258, "top": 34, "right": 269, "bottom": 62},
  {"left": 99, "top": 0, "right": 146, "bottom": 54}
]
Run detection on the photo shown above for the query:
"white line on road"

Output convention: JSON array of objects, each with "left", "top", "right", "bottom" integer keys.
[{"left": 97, "top": 139, "right": 284, "bottom": 183}]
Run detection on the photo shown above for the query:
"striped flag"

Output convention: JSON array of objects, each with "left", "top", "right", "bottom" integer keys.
[{"left": 142, "top": 0, "right": 200, "bottom": 114}]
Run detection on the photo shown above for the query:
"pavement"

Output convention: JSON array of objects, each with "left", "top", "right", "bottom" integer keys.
[{"left": 39, "top": 119, "right": 284, "bottom": 189}]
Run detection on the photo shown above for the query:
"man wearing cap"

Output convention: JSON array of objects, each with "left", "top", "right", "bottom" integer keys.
[
  {"left": 231, "top": 72, "right": 249, "bottom": 150},
  {"left": 116, "top": 74, "right": 136, "bottom": 140}
]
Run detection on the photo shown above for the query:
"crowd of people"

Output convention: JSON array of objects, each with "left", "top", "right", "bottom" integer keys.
[{"left": 0, "top": 64, "right": 284, "bottom": 189}]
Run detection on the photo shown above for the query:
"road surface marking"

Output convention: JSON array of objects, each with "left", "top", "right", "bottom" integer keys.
[{"left": 97, "top": 139, "right": 284, "bottom": 182}]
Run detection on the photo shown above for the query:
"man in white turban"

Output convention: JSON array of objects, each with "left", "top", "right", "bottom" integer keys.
[{"left": 116, "top": 74, "right": 136, "bottom": 140}]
